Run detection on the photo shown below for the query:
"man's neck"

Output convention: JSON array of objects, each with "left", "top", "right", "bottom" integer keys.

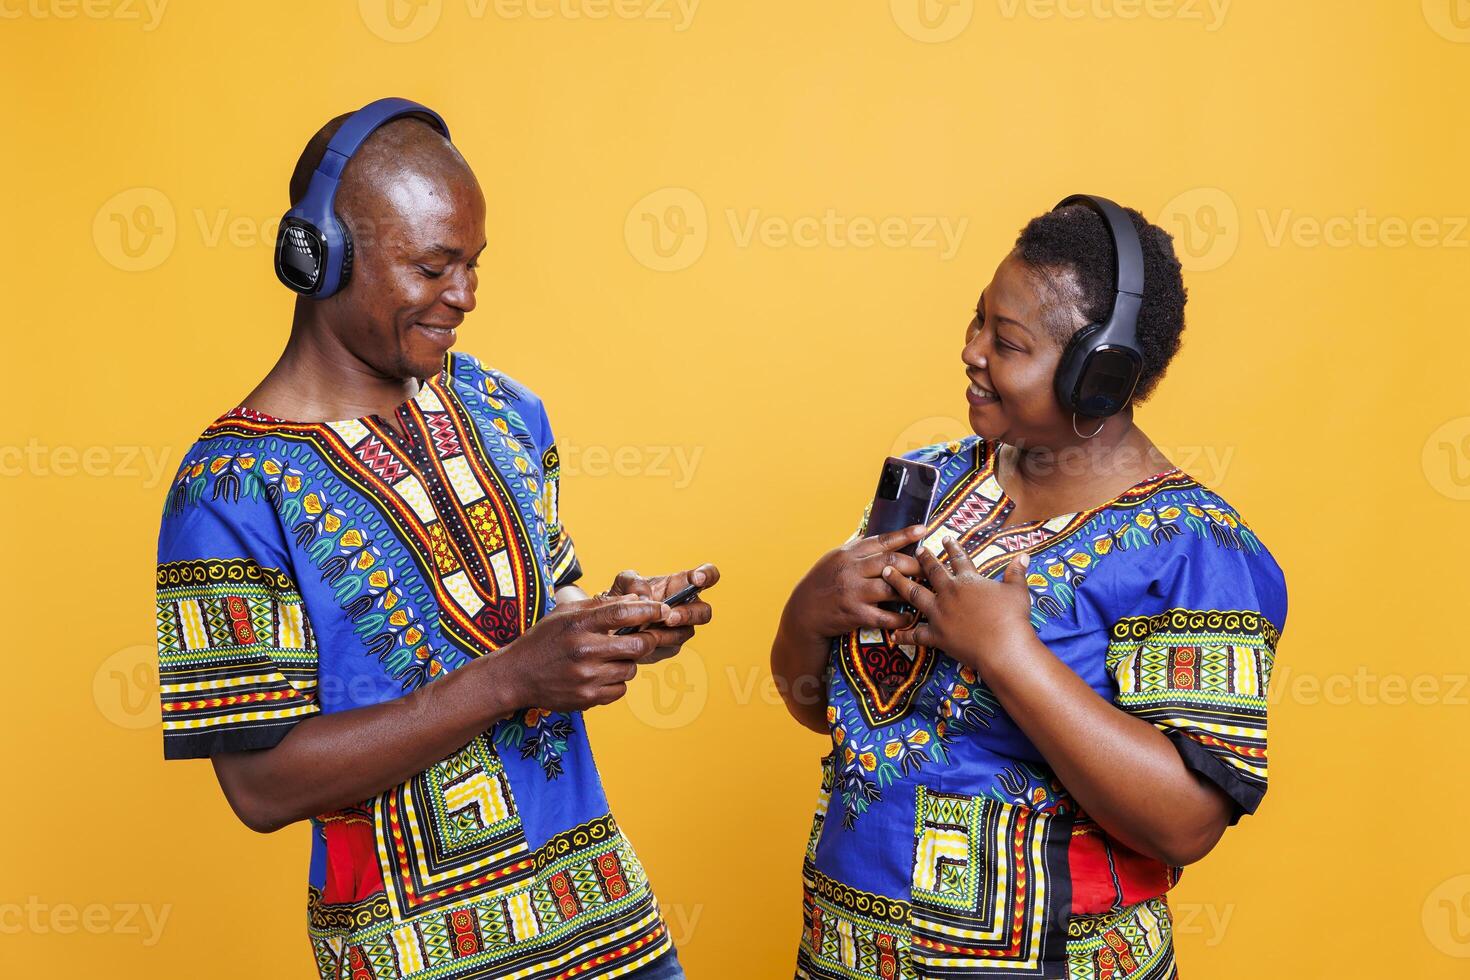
[{"left": 240, "top": 313, "right": 422, "bottom": 425}]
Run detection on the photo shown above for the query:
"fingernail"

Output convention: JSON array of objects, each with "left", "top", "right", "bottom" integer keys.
[
  {"left": 881, "top": 567, "right": 892, "bottom": 578},
  {"left": 693, "top": 571, "right": 705, "bottom": 586}
]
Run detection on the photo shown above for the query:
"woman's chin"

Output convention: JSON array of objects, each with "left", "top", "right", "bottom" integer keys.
[{"left": 967, "top": 403, "right": 1003, "bottom": 440}]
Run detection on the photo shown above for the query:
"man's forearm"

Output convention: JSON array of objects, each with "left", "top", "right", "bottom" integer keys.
[{"left": 211, "top": 651, "right": 525, "bottom": 834}]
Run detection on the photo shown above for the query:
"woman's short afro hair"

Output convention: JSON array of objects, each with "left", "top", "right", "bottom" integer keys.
[{"left": 1014, "top": 202, "right": 1187, "bottom": 403}]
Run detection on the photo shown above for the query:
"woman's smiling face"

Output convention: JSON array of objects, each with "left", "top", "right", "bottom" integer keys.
[{"left": 961, "top": 251, "right": 1080, "bottom": 448}]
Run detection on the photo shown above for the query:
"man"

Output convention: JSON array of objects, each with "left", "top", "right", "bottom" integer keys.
[{"left": 155, "top": 99, "right": 713, "bottom": 980}]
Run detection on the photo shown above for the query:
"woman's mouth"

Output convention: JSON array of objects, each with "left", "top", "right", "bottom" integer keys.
[{"left": 966, "top": 380, "right": 999, "bottom": 406}]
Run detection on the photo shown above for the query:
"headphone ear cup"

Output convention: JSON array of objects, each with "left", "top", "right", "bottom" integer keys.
[
  {"left": 1054, "top": 322, "right": 1100, "bottom": 412},
  {"left": 336, "top": 217, "right": 355, "bottom": 293}
]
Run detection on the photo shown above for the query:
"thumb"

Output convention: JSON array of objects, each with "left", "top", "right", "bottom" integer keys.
[{"left": 1003, "top": 552, "right": 1030, "bottom": 586}]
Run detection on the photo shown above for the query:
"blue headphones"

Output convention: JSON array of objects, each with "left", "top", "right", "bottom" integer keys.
[
  {"left": 1050, "top": 194, "right": 1146, "bottom": 418},
  {"left": 274, "top": 97, "right": 450, "bottom": 298}
]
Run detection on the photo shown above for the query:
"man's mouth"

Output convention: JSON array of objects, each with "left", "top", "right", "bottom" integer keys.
[
  {"left": 966, "top": 379, "right": 999, "bottom": 405},
  {"left": 413, "top": 322, "right": 459, "bottom": 346}
]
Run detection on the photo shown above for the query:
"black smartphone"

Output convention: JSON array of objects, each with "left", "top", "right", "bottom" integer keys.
[
  {"left": 866, "top": 457, "right": 939, "bottom": 613},
  {"left": 614, "top": 583, "right": 703, "bottom": 635}
]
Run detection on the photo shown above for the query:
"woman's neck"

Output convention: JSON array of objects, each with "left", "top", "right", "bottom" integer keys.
[{"left": 999, "top": 419, "right": 1171, "bottom": 520}]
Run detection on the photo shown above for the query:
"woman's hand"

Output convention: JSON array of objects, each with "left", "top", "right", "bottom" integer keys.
[
  {"left": 603, "top": 564, "right": 718, "bottom": 664},
  {"left": 783, "top": 525, "right": 929, "bottom": 641},
  {"left": 883, "top": 537, "right": 1033, "bottom": 672}
]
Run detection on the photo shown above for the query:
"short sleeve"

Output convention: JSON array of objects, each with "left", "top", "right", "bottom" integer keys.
[
  {"left": 1102, "top": 518, "right": 1287, "bottom": 819},
  {"left": 156, "top": 458, "right": 320, "bottom": 759},
  {"left": 473, "top": 363, "right": 582, "bottom": 590}
]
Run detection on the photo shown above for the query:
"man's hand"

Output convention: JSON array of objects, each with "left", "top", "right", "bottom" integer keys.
[
  {"left": 604, "top": 563, "right": 719, "bottom": 664},
  {"left": 500, "top": 593, "right": 676, "bottom": 708}
]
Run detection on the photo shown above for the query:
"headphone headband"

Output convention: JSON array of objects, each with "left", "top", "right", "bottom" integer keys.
[{"left": 275, "top": 98, "right": 450, "bottom": 298}]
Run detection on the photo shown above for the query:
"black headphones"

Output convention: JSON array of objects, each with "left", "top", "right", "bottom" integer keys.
[{"left": 1050, "top": 194, "right": 1146, "bottom": 419}]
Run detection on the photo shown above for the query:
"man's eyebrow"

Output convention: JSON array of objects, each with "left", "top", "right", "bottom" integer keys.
[{"left": 419, "top": 243, "right": 462, "bottom": 258}]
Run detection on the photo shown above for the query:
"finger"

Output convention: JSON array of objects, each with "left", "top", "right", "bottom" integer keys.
[
  {"left": 591, "top": 682, "right": 629, "bottom": 706},
  {"left": 641, "top": 625, "right": 695, "bottom": 651},
  {"left": 861, "top": 605, "right": 926, "bottom": 632},
  {"left": 893, "top": 622, "right": 939, "bottom": 649},
  {"left": 687, "top": 563, "right": 720, "bottom": 590},
  {"left": 941, "top": 537, "right": 976, "bottom": 574},
  {"left": 915, "top": 546, "right": 949, "bottom": 586},
  {"left": 610, "top": 569, "right": 652, "bottom": 598},
  {"left": 663, "top": 600, "right": 712, "bottom": 629},
  {"left": 867, "top": 524, "right": 928, "bottom": 555},
  {"left": 855, "top": 550, "right": 924, "bottom": 580},
  {"left": 586, "top": 598, "right": 670, "bottom": 634},
  {"left": 1003, "top": 551, "right": 1031, "bottom": 586},
  {"left": 880, "top": 565, "right": 937, "bottom": 618},
  {"left": 590, "top": 631, "right": 661, "bottom": 661}
]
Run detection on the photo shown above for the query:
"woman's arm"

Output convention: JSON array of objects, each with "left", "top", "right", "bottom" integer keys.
[
  {"left": 886, "top": 542, "right": 1234, "bottom": 867},
  {"left": 771, "top": 525, "right": 929, "bottom": 734}
]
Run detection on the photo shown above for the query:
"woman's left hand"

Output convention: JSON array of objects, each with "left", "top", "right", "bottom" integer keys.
[{"left": 882, "top": 538, "right": 1033, "bottom": 673}]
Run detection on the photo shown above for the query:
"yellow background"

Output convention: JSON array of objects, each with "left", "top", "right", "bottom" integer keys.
[{"left": 5, "top": 1, "right": 1470, "bottom": 976}]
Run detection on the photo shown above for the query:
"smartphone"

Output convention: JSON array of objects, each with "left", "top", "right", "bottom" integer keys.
[
  {"left": 614, "top": 583, "right": 703, "bottom": 635},
  {"left": 866, "top": 457, "right": 940, "bottom": 613}
]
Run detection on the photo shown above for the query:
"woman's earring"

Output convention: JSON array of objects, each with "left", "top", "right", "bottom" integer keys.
[{"left": 1071, "top": 412, "right": 1106, "bottom": 439}]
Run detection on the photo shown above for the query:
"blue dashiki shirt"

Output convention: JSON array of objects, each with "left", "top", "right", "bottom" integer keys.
[
  {"left": 155, "top": 351, "right": 675, "bottom": 980},
  {"left": 797, "top": 436, "right": 1287, "bottom": 980}
]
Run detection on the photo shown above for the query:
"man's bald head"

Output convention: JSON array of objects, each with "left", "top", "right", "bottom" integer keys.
[{"left": 288, "top": 112, "right": 478, "bottom": 231}]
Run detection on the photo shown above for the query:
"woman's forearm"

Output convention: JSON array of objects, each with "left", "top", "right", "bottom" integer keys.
[
  {"left": 770, "top": 611, "right": 831, "bottom": 734},
  {"left": 982, "top": 633, "right": 1233, "bottom": 866}
]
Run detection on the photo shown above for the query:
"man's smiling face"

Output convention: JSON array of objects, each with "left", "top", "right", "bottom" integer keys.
[{"left": 306, "top": 117, "right": 487, "bottom": 383}]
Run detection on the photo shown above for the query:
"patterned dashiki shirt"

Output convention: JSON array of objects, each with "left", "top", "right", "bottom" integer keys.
[
  {"left": 155, "top": 351, "right": 675, "bottom": 980},
  {"left": 797, "top": 436, "right": 1287, "bottom": 980}
]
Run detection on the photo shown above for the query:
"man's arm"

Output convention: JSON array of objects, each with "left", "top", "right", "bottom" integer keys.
[{"left": 210, "top": 595, "right": 670, "bottom": 833}]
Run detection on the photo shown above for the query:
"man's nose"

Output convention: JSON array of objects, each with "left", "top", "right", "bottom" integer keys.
[{"left": 442, "top": 270, "right": 476, "bottom": 313}]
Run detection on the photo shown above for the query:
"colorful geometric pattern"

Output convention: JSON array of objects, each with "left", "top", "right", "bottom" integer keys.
[
  {"left": 310, "top": 813, "right": 670, "bottom": 980},
  {"left": 156, "top": 557, "right": 319, "bottom": 757},
  {"left": 798, "top": 862, "right": 915, "bottom": 980},
  {"left": 1064, "top": 897, "right": 1177, "bottom": 980},
  {"left": 1107, "top": 608, "right": 1278, "bottom": 814},
  {"left": 909, "top": 788, "right": 1072, "bottom": 978}
]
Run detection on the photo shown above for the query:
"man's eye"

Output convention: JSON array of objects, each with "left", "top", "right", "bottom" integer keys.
[{"left": 418, "top": 265, "right": 445, "bottom": 279}]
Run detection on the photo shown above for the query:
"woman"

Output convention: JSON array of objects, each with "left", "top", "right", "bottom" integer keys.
[{"left": 770, "top": 197, "right": 1286, "bottom": 980}]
